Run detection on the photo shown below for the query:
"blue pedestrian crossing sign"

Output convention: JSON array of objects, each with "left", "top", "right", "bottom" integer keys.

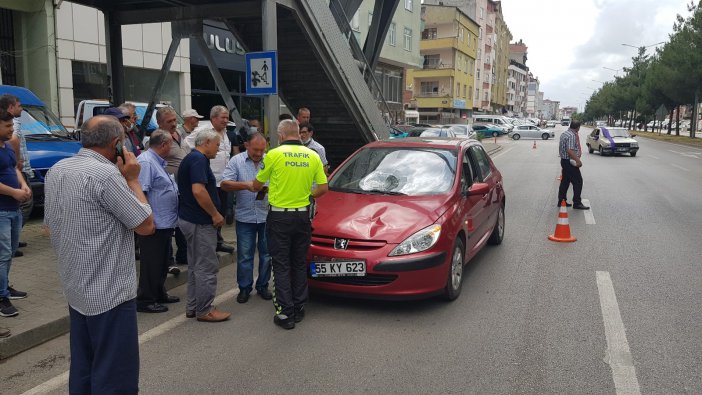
[{"left": 246, "top": 51, "right": 278, "bottom": 95}]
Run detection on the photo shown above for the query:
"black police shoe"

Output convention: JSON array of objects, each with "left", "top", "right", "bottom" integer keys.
[
  {"left": 274, "top": 314, "right": 295, "bottom": 330},
  {"left": 294, "top": 306, "right": 305, "bottom": 323}
]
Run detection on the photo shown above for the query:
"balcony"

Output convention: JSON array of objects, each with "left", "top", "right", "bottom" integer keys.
[
  {"left": 421, "top": 36, "right": 469, "bottom": 52},
  {"left": 412, "top": 67, "right": 455, "bottom": 78},
  {"left": 423, "top": 59, "right": 454, "bottom": 70}
]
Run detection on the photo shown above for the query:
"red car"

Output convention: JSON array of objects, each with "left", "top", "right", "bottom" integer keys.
[{"left": 308, "top": 138, "right": 505, "bottom": 300}]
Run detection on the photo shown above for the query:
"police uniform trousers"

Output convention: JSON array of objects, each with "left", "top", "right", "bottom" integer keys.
[{"left": 266, "top": 209, "right": 311, "bottom": 316}]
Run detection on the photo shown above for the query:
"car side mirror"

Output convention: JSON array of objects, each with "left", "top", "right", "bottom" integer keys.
[{"left": 467, "top": 182, "right": 489, "bottom": 196}]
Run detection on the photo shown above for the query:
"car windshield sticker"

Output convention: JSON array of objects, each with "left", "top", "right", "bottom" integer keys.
[{"left": 600, "top": 127, "right": 616, "bottom": 148}]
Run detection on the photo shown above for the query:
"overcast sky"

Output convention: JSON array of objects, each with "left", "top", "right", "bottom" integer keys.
[{"left": 501, "top": 0, "right": 693, "bottom": 111}]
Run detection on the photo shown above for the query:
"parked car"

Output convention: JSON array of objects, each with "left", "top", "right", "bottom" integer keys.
[
  {"left": 406, "top": 126, "right": 456, "bottom": 138},
  {"left": 0, "top": 85, "right": 82, "bottom": 214},
  {"left": 75, "top": 100, "right": 184, "bottom": 137},
  {"left": 546, "top": 120, "right": 557, "bottom": 128},
  {"left": 473, "top": 115, "right": 514, "bottom": 132},
  {"left": 508, "top": 125, "right": 555, "bottom": 140},
  {"left": 440, "top": 124, "right": 476, "bottom": 139},
  {"left": 307, "top": 138, "right": 505, "bottom": 300},
  {"left": 560, "top": 117, "right": 571, "bottom": 126},
  {"left": 586, "top": 127, "right": 639, "bottom": 156},
  {"left": 472, "top": 124, "right": 507, "bottom": 137}
]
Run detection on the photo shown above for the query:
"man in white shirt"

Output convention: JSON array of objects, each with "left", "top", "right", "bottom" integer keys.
[{"left": 185, "top": 106, "right": 234, "bottom": 253}]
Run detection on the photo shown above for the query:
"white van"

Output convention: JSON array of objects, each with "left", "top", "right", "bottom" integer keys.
[{"left": 473, "top": 114, "right": 514, "bottom": 131}]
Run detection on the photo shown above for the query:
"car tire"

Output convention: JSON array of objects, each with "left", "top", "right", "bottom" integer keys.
[
  {"left": 442, "top": 238, "right": 465, "bottom": 301},
  {"left": 492, "top": 132, "right": 498, "bottom": 137},
  {"left": 598, "top": 146, "right": 604, "bottom": 156},
  {"left": 588, "top": 144, "right": 594, "bottom": 154},
  {"left": 488, "top": 203, "right": 505, "bottom": 246},
  {"left": 541, "top": 133, "right": 549, "bottom": 140},
  {"left": 630, "top": 151, "right": 637, "bottom": 157},
  {"left": 512, "top": 134, "right": 521, "bottom": 140}
]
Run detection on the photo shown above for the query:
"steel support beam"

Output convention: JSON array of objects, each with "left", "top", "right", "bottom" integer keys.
[
  {"left": 262, "top": 0, "right": 279, "bottom": 147},
  {"left": 138, "top": 37, "right": 181, "bottom": 137},
  {"left": 104, "top": 11, "right": 124, "bottom": 106},
  {"left": 363, "top": 0, "right": 400, "bottom": 70},
  {"left": 329, "top": 0, "right": 363, "bottom": 21},
  {"left": 193, "top": 33, "right": 244, "bottom": 133}
]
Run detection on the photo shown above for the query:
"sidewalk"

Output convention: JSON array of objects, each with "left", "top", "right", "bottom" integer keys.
[
  {"left": 0, "top": 219, "right": 235, "bottom": 360},
  {"left": 481, "top": 141, "right": 502, "bottom": 156}
]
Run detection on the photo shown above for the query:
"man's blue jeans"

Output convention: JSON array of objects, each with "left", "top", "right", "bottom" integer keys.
[
  {"left": 236, "top": 221, "right": 271, "bottom": 292},
  {"left": 0, "top": 209, "right": 21, "bottom": 299}
]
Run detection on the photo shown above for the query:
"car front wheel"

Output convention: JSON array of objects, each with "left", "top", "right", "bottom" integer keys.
[
  {"left": 630, "top": 151, "right": 637, "bottom": 157},
  {"left": 541, "top": 133, "right": 549, "bottom": 140},
  {"left": 492, "top": 131, "right": 498, "bottom": 137},
  {"left": 588, "top": 144, "right": 594, "bottom": 154},
  {"left": 512, "top": 134, "right": 521, "bottom": 140},
  {"left": 488, "top": 203, "right": 505, "bottom": 245},
  {"left": 443, "top": 238, "right": 465, "bottom": 301}
]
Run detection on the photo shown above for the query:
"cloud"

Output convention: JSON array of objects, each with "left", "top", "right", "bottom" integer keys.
[{"left": 502, "top": 0, "right": 691, "bottom": 110}]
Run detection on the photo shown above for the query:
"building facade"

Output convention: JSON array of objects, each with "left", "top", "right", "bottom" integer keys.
[
  {"left": 507, "top": 40, "right": 528, "bottom": 117},
  {"left": 490, "top": 1, "right": 511, "bottom": 112},
  {"left": 526, "top": 74, "right": 540, "bottom": 117},
  {"left": 351, "top": 0, "right": 423, "bottom": 122},
  {"left": 407, "top": 4, "right": 479, "bottom": 124},
  {"left": 542, "top": 99, "right": 559, "bottom": 120},
  {"left": 0, "top": 1, "right": 191, "bottom": 127}
]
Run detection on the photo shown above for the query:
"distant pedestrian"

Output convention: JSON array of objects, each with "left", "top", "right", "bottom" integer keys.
[
  {"left": 157, "top": 107, "right": 187, "bottom": 274},
  {"left": 178, "top": 130, "right": 231, "bottom": 323},
  {"left": 0, "top": 94, "right": 31, "bottom": 257},
  {"left": 0, "top": 109, "right": 31, "bottom": 317},
  {"left": 136, "top": 130, "right": 180, "bottom": 313},
  {"left": 296, "top": 107, "right": 310, "bottom": 125},
  {"left": 45, "top": 115, "right": 155, "bottom": 394},
  {"left": 249, "top": 120, "right": 328, "bottom": 329},
  {"left": 558, "top": 120, "right": 589, "bottom": 210},
  {"left": 221, "top": 133, "right": 273, "bottom": 304},
  {"left": 299, "top": 123, "right": 329, "bottom": 174},
  {"left": 179, "top": 108, "right": 203, "bottom": 138}
]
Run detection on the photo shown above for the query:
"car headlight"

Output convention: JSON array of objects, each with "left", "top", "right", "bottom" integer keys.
[
  {"left": 389, "top": 225, "right": 442, "bottom": 256},
  {"left": 631, "top": 142, "right": 638, "bottom": 147}
]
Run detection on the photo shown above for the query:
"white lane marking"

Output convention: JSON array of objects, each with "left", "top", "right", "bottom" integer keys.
[
  {"left": 490, "top": 146, "right": 514, "bottom": 160},
  {"left": 21, "top": 288, "right": 239, "bottom": 395},
  {"left": 647, "top": 155, "right": 659, "bottom": 160},
  {"left": 668, "top": 150, "right": 700, "bottom": 159},
  {"left": 582, "top": 199, "right": 595, "bottom": 225},
  {"left": 596, "top": 271, "right": 641, "bottom": 395},
  {"left": 670, "top": 163, "right": 690, "bottom": 172}
]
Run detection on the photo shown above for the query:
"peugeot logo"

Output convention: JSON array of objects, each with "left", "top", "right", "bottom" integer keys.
[{"left": 334, "top": 238, "right": 349, "bottom": 250}]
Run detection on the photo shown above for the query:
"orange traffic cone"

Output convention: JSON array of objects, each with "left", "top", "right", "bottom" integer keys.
[
  {"left": 532, "top": 141, "right": 537, "bottom": 149},
  {"left": 548, "top": 200, "right": 576, "bottom": 242}
]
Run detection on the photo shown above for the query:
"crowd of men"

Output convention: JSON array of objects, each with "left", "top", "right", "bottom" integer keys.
[{"left": 0, "top": 96, "right": 329, "bottom": 392}]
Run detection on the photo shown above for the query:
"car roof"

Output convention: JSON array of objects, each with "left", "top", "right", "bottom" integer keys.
[
  {"left": 0, "top": 85, "right": 45, "bottom": 106},
  {"left": 367, "top": 137, "right": 476, "bottom": 149}
]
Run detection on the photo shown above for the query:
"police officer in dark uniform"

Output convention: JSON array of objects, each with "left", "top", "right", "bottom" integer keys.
[{"left": 249, "top": 120, "right": 327, "bottom": 329}]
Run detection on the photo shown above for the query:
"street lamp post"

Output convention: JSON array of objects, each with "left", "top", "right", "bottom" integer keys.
[{"left": 621, "top": 42, "right": 664, "bottom": 50}]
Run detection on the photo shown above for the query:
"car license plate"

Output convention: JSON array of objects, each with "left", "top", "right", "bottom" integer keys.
[
  {"left": 617, "top": 148, "right": 628, "bottom": 152},
  {"left": 310, "top": 261, "right": 366, "bottom": 277}
]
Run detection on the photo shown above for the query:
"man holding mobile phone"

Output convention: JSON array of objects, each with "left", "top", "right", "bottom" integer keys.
[{"left": 221, "top": 133, "right": 272, "bottom": 303}]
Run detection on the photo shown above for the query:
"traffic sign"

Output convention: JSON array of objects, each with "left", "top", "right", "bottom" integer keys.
[
  {"left": 245, "top": 51, "right": 277, "bottom": 95},
  {"left": 655, "top": 104, "right": 668, "bottom": 121}
]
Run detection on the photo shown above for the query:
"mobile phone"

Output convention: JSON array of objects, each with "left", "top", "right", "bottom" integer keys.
[
  {"left": 256, "top": 186, "right": 268, "bottom": 200},
  {"left": 115, "top": 143, "right": 125, "bottom": 162}
]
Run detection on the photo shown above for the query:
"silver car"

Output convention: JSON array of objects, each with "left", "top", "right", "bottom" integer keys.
[
  {"left": 586, "top": 127, "right": 639, "bottom": 157},
  {"left": 441, "top": 124, "right": 477, "bottom": 139},
  {"left": 508, "top": 125, "right": 555, "bottom": 140}
]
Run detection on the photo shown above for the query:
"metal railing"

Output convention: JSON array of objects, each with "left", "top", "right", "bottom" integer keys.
[{"left": 328, "top": 1, "right": 395, "bottom": 126}]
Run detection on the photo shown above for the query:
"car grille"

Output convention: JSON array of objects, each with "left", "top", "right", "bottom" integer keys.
[
  {"left": 311, "top": 235, "right": 386, "bottom": 251},
  {"left": 615, "top": 143, "right": 631, "bottom": 148},
  {"left": 310, "top": 274, "right": 398, "bottom": 286}
]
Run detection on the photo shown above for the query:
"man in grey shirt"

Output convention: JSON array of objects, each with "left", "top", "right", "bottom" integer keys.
[{"left": 45, "top": 116, "right": 155, "bottom": 394}]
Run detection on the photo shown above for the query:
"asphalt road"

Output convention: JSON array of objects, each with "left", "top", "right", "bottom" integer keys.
[{"left": 5, "top": 126, "right": 702, "bottom": 394}]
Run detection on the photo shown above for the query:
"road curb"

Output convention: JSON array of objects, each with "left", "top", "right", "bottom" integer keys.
[{"left": 0, "top": 252, "right": 234, "bottom": 360}]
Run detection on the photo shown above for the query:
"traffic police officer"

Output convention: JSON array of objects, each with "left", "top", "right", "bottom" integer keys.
[{"left": 249, "top": 119, "right": 327, "bottom": 329}]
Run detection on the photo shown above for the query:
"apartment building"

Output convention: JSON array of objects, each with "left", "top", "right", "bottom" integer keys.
[
  {"left": 508, "top": 40, "right": 528, "bottom": 117},
  {"left": 407, "top": 4, "right": 479, "bottom": 123},
  {"left": 542, "top": 99, "right": 560, "bottom": 120},
  {"left": 490, "top": 2, "right": 511, "bottom": 112}
]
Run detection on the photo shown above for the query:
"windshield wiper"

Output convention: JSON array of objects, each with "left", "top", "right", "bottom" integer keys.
[
  {"left": 25, "top": 134, "right": 74, "bottom": 141},
  {"left": 363, "top": 189, "right": 407, "bottom": 196}
]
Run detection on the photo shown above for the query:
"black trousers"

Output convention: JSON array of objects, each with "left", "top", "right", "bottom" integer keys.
[
  {"left": 216, "top": 187, "right": 229, "bottom": 246},
  {"left": 173, "top": 227, "right": 188, "bottom": 263},
  {"left": 266, "top": 210, "right": 311, "bottom": 317},
  {"left": 558, "top": 159, "right": 584, "bottom": 205},
  {"left": 137, "top": 228, "right": 173, "bottom": 305}
]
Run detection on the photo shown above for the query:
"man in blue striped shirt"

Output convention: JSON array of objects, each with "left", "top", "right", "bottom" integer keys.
[
  {"left": 221, "top": 133, "right": 273, "bottom": 303},
  {"left": 558, "top": 120, "right": 589, "bottom": 210}
]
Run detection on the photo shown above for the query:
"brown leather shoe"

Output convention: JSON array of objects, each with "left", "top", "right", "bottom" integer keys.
[{"left": 196, "top": 308, "right": 231, "bottom": 322}]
